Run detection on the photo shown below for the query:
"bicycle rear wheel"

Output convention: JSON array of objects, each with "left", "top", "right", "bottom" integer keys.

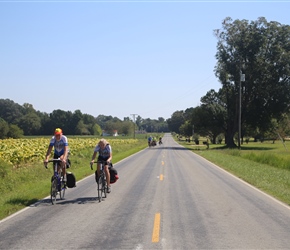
[{"left": 51, "top": 177, "right": 58, "bottom": 205}]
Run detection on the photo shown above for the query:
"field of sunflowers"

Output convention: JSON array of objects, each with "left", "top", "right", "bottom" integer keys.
[{"left": 0, "top": 137, "right": 138, "bottom": 165}]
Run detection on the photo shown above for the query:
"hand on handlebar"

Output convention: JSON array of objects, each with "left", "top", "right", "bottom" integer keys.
[
  {"left": 44, "top": 160, "right": 48, "bottom": 169},
  {"left": 90, "top": 160, "right": 94, "bottom": 170}
]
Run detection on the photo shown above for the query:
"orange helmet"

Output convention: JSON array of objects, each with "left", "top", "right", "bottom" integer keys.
[{"left": 54, "top": 128, "right": 62, "bottom": 135}]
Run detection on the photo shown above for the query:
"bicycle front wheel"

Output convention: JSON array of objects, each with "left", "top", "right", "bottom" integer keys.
[
  {"left": 103, "top": 178, "right": 107, "bottom": 199},
  {"left": 51, "top": 177, "right": 58, "bottom": 205},
  {"left": 97, "top": 176, "right": 105, "bottom": 202},
  {"left": 59, "top": 181, "right": 66, "bottom": 200}
]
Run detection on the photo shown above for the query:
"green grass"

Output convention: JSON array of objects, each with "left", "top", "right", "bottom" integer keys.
[
  {"left": 176, "top": 137, "right": 290, "bottom": 206},
  {"left": 0, "top": 138, "right": 148, "bottom": 220}
]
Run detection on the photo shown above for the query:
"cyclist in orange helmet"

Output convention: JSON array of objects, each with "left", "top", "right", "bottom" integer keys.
[{"left": 44, "top": 128, "right": 69, "bottom": 186}]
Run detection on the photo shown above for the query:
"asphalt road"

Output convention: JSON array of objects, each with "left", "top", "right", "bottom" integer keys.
[{"left": 1, "top": 133, "right": 290, "bottom": 249}]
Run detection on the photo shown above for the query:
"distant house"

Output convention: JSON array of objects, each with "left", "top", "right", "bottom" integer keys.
[
  {"left": 101, "top": 130, "right": 110, "bottom": 136},
  {"left": 101, "top": 130, "right": 118, "bottom": 136}
]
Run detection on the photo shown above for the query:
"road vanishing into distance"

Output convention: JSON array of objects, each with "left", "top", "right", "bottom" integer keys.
[{"left": 1, "top": 133, "right": 290, "bottom": 249}]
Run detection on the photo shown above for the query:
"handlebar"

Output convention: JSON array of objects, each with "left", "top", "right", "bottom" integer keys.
[
  {"left": 44, "top": 158, "right": 62, "bottom": 169},
  {"left": 48, "top": 158, "right": 63, "bottom": 163},
  {"left": 90, "top": 160, "right": 110, "bottom": 170}
]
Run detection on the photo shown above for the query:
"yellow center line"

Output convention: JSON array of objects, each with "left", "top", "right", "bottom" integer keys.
[
  {"left": 160, "top": 174, "right": 163, "bottom": 181},
  {"left": 152, "top": 213, "right": 161, "bottom": 243}
]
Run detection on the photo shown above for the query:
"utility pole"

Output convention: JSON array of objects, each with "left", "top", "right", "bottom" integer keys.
[
  {"left": 192, "top": 125, "right": 194, "bottom": 141},
  {"left": 130, "top": 114, "right": 138, "bottom": 139},
  {"left": 238, "top": 70, "right": 245, "bottom": 149}
]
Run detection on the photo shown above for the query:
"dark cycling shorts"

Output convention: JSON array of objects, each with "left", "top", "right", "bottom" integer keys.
[
  {"left": 54, "top": 153, "right": 63, "bottom": 159},
  {"left": 54, "top": 154, "right": 71, "bottom": 169},
  {"left": 97, "top": 156, "right": 109, "bottom": 165}
]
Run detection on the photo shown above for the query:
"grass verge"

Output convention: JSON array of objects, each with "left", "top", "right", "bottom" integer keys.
[{"left": 176, "top": 138, "right": 290, "bottom": 206}]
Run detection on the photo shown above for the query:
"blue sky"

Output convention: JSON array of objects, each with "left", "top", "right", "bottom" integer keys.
[{"left": 1, "top": 0, "right": 289, "bottom": 120}]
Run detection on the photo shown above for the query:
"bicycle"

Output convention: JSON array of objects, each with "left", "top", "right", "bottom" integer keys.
[
  {"left": 90, "top": 160, "right": 108, "bottom": 202},
  {"left": 46, "top": 159, "right": 66, "bottom": 205}
]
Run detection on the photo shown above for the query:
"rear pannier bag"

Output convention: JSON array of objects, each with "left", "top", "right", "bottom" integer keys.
[
  {"left": 67, "top": 172, "right": 76, "bottom": 188},
  {"left": 109, "top": 167, "right": 119, "bottom": 184},
  {"left": 95, "top": 166, "right": 119, "bottom": 184}
]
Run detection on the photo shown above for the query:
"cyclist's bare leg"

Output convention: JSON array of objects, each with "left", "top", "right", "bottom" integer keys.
[
  {"left": 104, "top": 165, "right": 110, "bottom": 188},
  {"left": 59, "top": 155, "right": 67, "bottom": 181},
  {"left": 97, "top": 163, "right": 101, "bottom": 178},
  {"left": 61, "top": 165, "right": 66, "bottom": 182}
]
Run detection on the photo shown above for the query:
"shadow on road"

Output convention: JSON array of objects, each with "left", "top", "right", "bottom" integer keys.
[{"left": 31, "top": 196, "right": 104, "bottom": 206}]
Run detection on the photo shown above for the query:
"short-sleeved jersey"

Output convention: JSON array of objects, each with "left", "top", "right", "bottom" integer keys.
[
  {"left": 94, "top": 144, "right": 112, "bottom": 158},
  {"left": 49, "top": 135, "right": 69, "bottom": 156}
]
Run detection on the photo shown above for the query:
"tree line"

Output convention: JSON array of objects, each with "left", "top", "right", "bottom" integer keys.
[
  {"left": 167, "top": 17, "right": 290, "bottom": 147},
  {"left": 0, "top": 99, "right": 169, "bottom": 138}
]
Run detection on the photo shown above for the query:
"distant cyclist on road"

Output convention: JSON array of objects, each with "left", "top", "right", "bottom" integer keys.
[
  {"left": 148, "top": 135, "right": 153, "bottom": 147},
  {"left": 90, "top": 138, "right": 112, "bottom": 193},
  {"left": 44, "top": 128, "right": 69, "bottom": 187}
]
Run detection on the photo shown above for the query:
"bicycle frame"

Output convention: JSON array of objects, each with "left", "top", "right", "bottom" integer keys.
[
  {"left": 49, "top": 159, "right": 66, "bottom": 205},
  {"left": 91, "top": 161, "right": 108, "bottom": 202}
]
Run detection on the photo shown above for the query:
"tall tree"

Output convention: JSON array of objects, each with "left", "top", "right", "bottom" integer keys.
[
  {"left": 19, "top": 103, "right": 41, "bottom": 135},
  {"left": 19, "top": 113, "right": 41, "bottom": 135},
  {"left": 167, "top": 111, "right": 185, "bottom": 134},
  {"left": 75, "top": 120, "right": 90, "bottom": 135},
  {"left": 136, "top": 115, "right": 142, "bottom": 129},
  {"left": 71, "top": 110, "right": 83, "bottom": 134},
  {"left": 0, "top": 99, "right": 24, "bottom": 124},
  {"left": 214, "top": 17, "right": 290, "bottom": 147},
  {"left": 7, "top": 124, "right": 24, "bottom": 138},
  {"left": 0, "top": 118, "right": 9, "bottom": 139},
  {"left": 121, "top": 120, "right": 134, "bottom": 135},
  {"left": 91, "top": 123, "right": 102, "bottom": 136},
  {"left": 38, "top": 112, "right": 51, "bottom": 135},
  {"left": 49, "top": 109, "right": 72, "bottom": 134},
  {"left": 179, "top": 120, "right": 193, "bottom": 137},
  {"left": 198, "top": 89, "right": 226, "bottom": 143}
]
